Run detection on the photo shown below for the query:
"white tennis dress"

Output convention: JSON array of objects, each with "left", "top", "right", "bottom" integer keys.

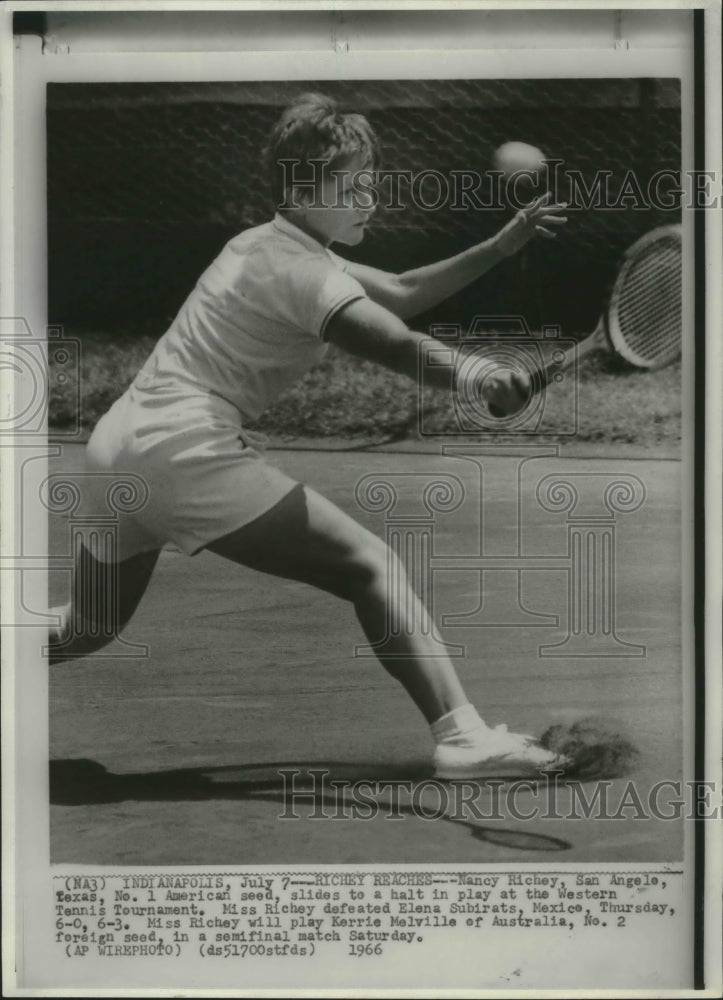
[{"left": 86, "top": 213, "right": 367, "bottom": 558}]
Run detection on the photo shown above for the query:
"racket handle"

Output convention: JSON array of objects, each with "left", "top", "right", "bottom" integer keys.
[
  {"left": 536, "top": 321, "right": 605, "bottom": 391},
  {"left": 488, "top": 322, "right": 604, "bottom": 418}
]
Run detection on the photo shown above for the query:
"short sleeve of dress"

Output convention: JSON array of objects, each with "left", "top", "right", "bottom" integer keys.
[{"left": 274, "top": 252, "right": 368, "bottom": 340}]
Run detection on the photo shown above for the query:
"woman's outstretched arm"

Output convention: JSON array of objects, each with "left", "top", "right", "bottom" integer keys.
[
  {"left": 325, "top": 295, "right": 529, "bottom": 418},
  {"left": 344, "top": 193, "right": 567, "bottom": 319}
]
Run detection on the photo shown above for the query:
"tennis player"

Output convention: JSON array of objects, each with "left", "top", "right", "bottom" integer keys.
[{"left": 50, "top": 93, "right": 568, "bottom": 779}]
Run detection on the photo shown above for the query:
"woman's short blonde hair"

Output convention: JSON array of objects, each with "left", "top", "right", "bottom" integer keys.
[{"left": 265, "top": 92, "right": 379, "bottom": 210}]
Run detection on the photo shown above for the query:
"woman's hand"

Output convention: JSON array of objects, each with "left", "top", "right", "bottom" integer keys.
[
  {"left": 482, "top": 368, "right": 532, "bottom": 418},
  {"left": 456, "top": 356, "right": 532, "bottom": 419},
  {"left": 495, "top": 193, "right": 568, "bottom": 258}
]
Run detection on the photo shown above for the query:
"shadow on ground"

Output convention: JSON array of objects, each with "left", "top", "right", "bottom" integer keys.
[{"left": 50, "top": 758, "right": 572, "bottom": 853}]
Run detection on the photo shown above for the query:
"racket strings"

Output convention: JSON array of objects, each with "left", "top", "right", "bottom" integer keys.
[{"left": 611, "top": 235, "right": 681, "bottom": 368}]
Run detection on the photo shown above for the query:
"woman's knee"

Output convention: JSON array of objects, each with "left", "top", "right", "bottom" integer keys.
[{"left": 340, "top": 537, "right": 404, "bottom": 603}]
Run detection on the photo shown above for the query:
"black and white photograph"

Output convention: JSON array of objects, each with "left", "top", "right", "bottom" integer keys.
[{"left": 1, "top": 1, "right": 721, "bottom": 995}]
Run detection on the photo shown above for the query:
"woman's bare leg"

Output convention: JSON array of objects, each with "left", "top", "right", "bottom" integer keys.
[
  {"left": 206, "top": 484, "right": 468, "bottom": 723},
  {"left": 49, "top": 545, "right": 161, "bottom": 665}
]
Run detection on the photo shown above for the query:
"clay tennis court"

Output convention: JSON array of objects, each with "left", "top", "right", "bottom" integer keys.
[{"left": 48, "top": 443, "right": 682, "bottom": 865}]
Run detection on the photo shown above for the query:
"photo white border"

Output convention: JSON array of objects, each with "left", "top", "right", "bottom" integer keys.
[{"left": 1, "top": 1, "right": 721, "bottom": 996}]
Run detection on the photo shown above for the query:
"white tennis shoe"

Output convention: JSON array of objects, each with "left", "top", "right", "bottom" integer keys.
[
  {"left": 48, "top": 604, "right": 69, "bottom": 646},
  {"left": 432, "top": 723, "right": 569, "bottom": 780},
  {"left": 47, "top": 603, "right": 98, "bottom": 662}
]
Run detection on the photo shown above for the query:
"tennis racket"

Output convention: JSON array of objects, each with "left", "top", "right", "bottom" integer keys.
[{"left": 489, "top": 223, "right": 682, "bottom": 417}]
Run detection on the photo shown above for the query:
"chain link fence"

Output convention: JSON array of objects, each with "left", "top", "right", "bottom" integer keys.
[{"left": 48, "top": 78, "right": 681, "bottom": 336}]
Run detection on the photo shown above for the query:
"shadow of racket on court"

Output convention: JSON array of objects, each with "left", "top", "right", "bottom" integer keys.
[{"left": 50, "top": 757, "right": 571, "bottom": 853}]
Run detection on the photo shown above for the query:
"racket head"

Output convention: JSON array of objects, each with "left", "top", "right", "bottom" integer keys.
[{"left": 606, "top": 224, "right": 682, "bottom": 370}]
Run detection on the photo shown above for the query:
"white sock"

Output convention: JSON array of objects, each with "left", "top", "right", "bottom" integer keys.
[
  {"left": 430, "top": 703, "right": 488, "bottom": 746},
  {"left": 49, "top": 604, "right": 70, "bottom": 643}
]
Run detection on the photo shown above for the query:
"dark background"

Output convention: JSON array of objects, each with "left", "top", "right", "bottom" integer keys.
[{"left": 47, "top": 77, "right": 681, "bottom": 338}]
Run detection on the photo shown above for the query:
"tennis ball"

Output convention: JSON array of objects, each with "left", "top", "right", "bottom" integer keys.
[{"left": 492, "top": 141, "right": 546, "bottom": 179}]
